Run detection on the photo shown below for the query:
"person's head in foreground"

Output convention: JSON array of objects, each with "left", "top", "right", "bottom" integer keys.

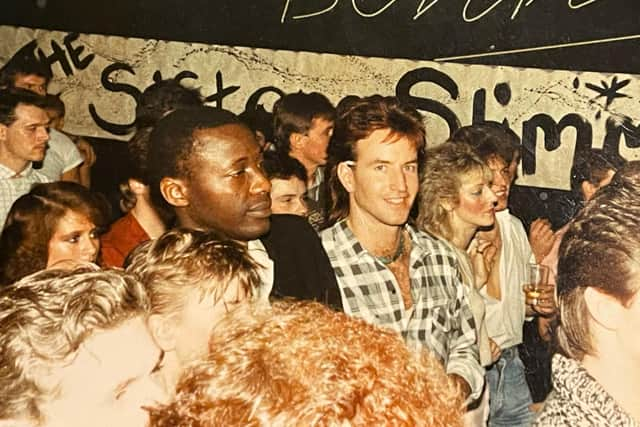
[
  {"left": 0, "top": 267, "right": 165, "bottom": 427},
  {"left": 148, "top": 300, "right": 464, "bottom": 427},
  {"left": 125, "top": 228, "right": 262, "bottom": 394},
  {"left": 326, "top": 95, "right": 425, "bottom": 226},
  {"left": 147, "top": 106, "right": 271, "bottom": 239},
  {"left": 262, "top": 150, "right": 309, "bottom": 217},
  {"left": 0, "top": 181, "right": 108, "bottom": 285},
  {"left": 539, "top": 161, "right": 640, "bottom": 423}
]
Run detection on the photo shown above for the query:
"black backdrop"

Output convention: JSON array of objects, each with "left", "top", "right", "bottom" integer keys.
[
  {"left": 3, "top": 0, "right": 640, "bottom": 73},
  {"left": 3, "top": 0, "right": 639, "bottom": 226}
]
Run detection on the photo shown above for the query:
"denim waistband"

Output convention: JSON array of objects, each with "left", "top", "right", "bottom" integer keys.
[{"left": 500, "top": 346, "right": 519, "bottom": 360}]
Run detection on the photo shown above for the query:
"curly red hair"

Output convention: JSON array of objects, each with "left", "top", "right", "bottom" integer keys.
[{"left": 148, "top": 300, "right": 463, "bottom": 426}]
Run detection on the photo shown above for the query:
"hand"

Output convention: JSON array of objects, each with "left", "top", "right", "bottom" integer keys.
[
  {"left": 526, "top": 282, "right": 556, "bottom": 317},
  {"left": 529, "top": 218, "right": 555, "bottom": 263},
  {"left": 76, "top": 138, "right": 97, "bottom": 168},
  {"left": 489, "top": 338, "right": 502, "bottom": 363},
  {"left": 467, "top": 237, "right": 496, "bottom": 289}
]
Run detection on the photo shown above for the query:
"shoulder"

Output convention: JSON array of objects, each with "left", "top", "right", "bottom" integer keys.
[{"left": 48, "top": 128, "right": 77, "bottom": 150}]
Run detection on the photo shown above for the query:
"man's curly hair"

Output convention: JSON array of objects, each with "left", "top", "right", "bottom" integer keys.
[{"left": 148, "top": 300, "right": 463, "bottom": 427}]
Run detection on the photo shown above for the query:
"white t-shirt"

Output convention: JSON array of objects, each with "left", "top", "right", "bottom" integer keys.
[{"left": 36, "top": 129, "right": 84, "bottom": 181}]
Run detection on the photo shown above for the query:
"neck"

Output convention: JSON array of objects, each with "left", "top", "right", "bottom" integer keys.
[
  {"left": 582, "top": 350, "right": 640, "bottom": 420},
  {"left": 156, "top": 351, "right": 182, "bottom": 396},
  {"left": 131, "top": 197, "right": 166, "bottom": 239},
  {"left": 0, "top": 149, "right": 29, "bottom": 175},
  {"left": 346, "top": 209, "right": 404, "bottom": 258},
  {"left": 449, "top": 221, "right": 478, "bottom": 250},
  {"left": 290, "top": 151, "right": 318, "bottom": 184}
]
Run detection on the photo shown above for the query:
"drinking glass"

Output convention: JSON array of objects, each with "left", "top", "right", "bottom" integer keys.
[{"left": 523, "top": 263, "right": 549, "bottom": 306}]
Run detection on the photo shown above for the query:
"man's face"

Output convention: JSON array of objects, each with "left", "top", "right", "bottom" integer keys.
[
  {"left": 179, "top": 124, "right": 271, "bottom": 240},
  {"left": 0, "top": 104, "right": 49, "bottom": 167},
  {"left": 44, "top": 317, "right": 166, "bottom": 427},
  {"left": 270, "top": 176, "right": 308, "bottom": 217},
  {"left": 487, "top": 155, "right": 511, "bottom": 212},
  {"left": 298, "top": 117, "right": 334, "bottom": 170},
  {"left": 345, "top": 128, "right": 419, "bottom": 228},
  {"left": 13, "top": 73, "right": 47, "bottom": 96}
]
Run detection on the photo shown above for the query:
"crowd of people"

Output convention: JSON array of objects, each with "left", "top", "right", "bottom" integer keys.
[{"left": 0, "top": 48, "right": 639, "bottom": 427}]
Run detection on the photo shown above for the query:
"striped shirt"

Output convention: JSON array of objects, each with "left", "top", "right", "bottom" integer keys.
[{"left": 320, "top": 220, "right": 484, "bottom": 399}]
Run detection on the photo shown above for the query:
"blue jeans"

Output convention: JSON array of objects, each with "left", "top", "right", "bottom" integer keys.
[{"left": 486, "top": 346, "right": 534, "bottom": 427}]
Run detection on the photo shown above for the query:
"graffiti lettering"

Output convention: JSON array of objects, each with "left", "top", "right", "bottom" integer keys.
[
  {"left": 280, "top": 0, "right": 606, "bottom": 23},
  {"left": 35, "top": 33, "right": 95, "bottom": 77}
]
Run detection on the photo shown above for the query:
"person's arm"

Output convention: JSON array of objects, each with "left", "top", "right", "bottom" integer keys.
[
  {"left": 60, "top": 165, "right": 81, "bottom": 184},
  {"left": 432, "top": 254, "right": 484, "bottom": 401}
]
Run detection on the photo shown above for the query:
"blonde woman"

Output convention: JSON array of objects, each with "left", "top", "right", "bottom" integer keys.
[{"left": 417, "top": 141, "right": 500, "bottom": 425}]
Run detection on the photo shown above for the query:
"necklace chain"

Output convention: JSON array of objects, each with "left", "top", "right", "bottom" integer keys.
[{"left": 376, "top": 231, "right": 405, "bottom": 265}]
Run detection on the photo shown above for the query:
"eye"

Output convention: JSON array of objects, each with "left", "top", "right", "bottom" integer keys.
[
  {"left": 89, "top": 229, "right": 100, "bottom": 239},
  {"left": 374, "top": 164, "right": 387, "bottom": 172},
  {"left": 66, "top": 234, "right": 80, "bottom": 243},
  {"left": 404, "top": 164, "right": 418, "bottom": 173},
  {"left": 230, "top": 169, "right": 246, "bottom": 177}
]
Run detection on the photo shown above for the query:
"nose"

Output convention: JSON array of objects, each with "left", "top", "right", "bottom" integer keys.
[
  {"left": 390, "top": 167, "right": 409, "bottom": 192},
  {"left": 81, "top": 236, "right": 100, "bottom": 262},
  {"left": 296, "top": 198, "right": 309, "bottom": 217},
  {"left": 492, "top": 169, "right": 507, "bottom": 188},
  {"left": 250, "top": 166, "right": 271, "bottom": 195},
  {"left": 37, "top": 126, "right": 49, "bottom": 143},
  {"left": 486, "top": 186, "right": 498, "bottom": 204}
]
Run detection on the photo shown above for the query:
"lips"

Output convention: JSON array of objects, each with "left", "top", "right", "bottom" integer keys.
[{"left": 247, "top": 200, "right": 272, "bottom": 218}]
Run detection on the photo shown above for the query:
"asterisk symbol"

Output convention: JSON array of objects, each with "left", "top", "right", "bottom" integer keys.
[{"left": 585, "top": 76, "right": 631, "bottom": 109}]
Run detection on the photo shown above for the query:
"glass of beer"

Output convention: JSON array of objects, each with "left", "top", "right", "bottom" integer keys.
[{"left": 523, "top": 263, "right": 549, "bottom": 306}]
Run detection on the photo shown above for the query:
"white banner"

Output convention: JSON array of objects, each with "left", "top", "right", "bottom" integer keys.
[{"left": 1, "top": 25, "right": 638, "bottom": 190}]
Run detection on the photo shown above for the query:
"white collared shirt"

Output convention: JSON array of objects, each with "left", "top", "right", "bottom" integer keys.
[
  {"left": 481, "top": 209, "right": 534, "bottom": 349},
  {"left": 247, "top": 239, "right": 274, "bottom": 303}
]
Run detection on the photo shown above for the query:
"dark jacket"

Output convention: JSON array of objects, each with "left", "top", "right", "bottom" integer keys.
[{"left": 260, "top": 214, "right": 342, "bottom": 311}]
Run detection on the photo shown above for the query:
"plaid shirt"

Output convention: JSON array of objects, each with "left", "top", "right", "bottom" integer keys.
[{"left": 320, "top": 220, "right": 484, "bottom": 399}]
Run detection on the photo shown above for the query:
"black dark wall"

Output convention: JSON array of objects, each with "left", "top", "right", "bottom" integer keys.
[{"left": 3, "top": 0, "right": 640, "bottom": 74}]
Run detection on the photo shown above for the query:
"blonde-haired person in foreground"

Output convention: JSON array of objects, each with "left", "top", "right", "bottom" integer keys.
[
  {"left": 148, "top": 300, "right": 464, "bottom": 427},
  {"left": 124, "top": 228, "right": 263, "bottom": 396},
  {"left": 535, "top": 162, "right": 640, "bottom": 425},
  {"left": 0, "top": 267, "right": 166, "bottom": 427}
]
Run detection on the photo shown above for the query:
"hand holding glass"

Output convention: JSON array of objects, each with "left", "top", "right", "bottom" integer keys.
[{"left": 523, "top": 263, "right": 549, "bottom": 307}]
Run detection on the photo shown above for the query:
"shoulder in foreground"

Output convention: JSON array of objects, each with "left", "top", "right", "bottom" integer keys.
[{"left": 411, "top": 227, "right": 457, "bottom": 256}]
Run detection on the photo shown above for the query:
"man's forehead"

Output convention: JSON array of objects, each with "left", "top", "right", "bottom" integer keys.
[
  {"left": 193, "top": 125, "right": 260, "bottom": 158},
  {"left": 14, "top": 73, "right": 47, "bottom": 84},
  {"left": 13, "top": 103, "right": 49, "bottom": 123}
]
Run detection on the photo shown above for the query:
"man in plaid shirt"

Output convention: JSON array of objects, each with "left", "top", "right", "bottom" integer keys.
[{"left": 320, "top": 95, "right": 483, "bottom": 401}]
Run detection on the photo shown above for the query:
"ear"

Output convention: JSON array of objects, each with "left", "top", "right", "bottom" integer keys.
[
  {"left": 584, "top": 287, "right": 622, "bottom": 331},
  {"left": 159, "top": 177, "right": 189, "bottom": 207},
  {"left": 290, "top": 132, "right": 305, "bottom": 151},
  {"left": 128, "top": 178, "right": 148, "bottom": 196},
  {"left": 148, "top": 314, "right": 177, "bottom": 352},
  {"left": 581, "top": 181, "right": 597, "bottom": 202},
  {"left": 337, "top": 161, "right": 356, "bottom": 193},
  {"left": 440, "top": 198, "right": 455, "bottom": 212}
]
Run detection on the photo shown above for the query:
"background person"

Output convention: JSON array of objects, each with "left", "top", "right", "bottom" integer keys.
[
  {"left": 262, "top": 149, "right": 309, "bottom": 217},
  {"left": 0, "top": 181, "right": 107, "bottom": 285}
]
